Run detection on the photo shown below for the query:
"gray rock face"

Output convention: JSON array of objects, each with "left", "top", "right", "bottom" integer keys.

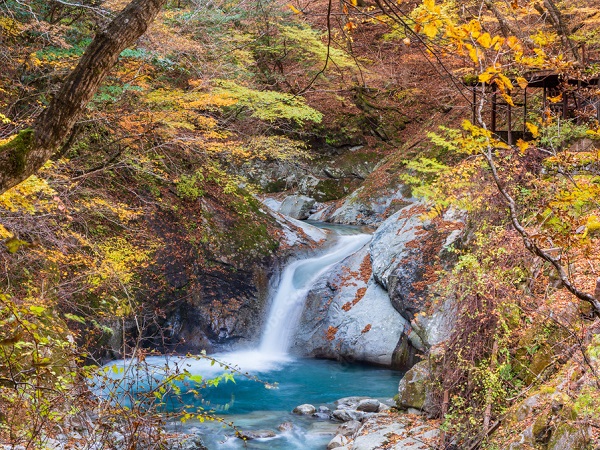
[
  {"left": 292, "top": 404, "right": 316, "bottom": 415},
  {"left": 370, "top": 203, "right": 429, "bottom": 292},
  {"left": 335, "top": 396, "right": 370, "bottom": 409},
  {"left": 279, "top": 195, "right": 316, "bottom": 219},
  {"left": 409, "top": 296, "right": 457, "bottom": 351},
  {"left": 349, "top": 418, "right": 440, "bottom": 450},
  {"left": 291, "top": 245, "right": 409, "bottom": 367},
  {"left": 309, "top": 185, "right": 412, "bottom": 226}
]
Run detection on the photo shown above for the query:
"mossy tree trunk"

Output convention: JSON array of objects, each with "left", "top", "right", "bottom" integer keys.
[{"left": 0, "top": 0, "right": 168, "bottom": 194}]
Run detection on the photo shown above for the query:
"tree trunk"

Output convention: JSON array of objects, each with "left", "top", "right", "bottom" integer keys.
[
  {"left": 0, "top": 0, "right": 168, "bottom": 194},
  {"left": 483, "top": 0, "right": 518, "bottom": 38},
  {"left": 540, "top": 0, "right": 580, "bottom": 62}
]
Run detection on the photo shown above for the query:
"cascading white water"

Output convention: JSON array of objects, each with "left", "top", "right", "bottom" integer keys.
[
  {"left": 97, "top": 225, "right": 396, "bottom": 450},
  {"left": 259, "top": 231, "right": 372, "bottom": 356}
]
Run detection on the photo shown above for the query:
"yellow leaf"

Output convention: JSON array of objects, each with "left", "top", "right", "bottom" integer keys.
[
  {"left": 466, "top": 19, "right": 482, "bottom": 37},
  {"left": 423, "top": 22, "right": 439, "bottom": 39},
  {"left": 287, "top": 3, "right": 301, "bottom": 14},
  {"left": 0, "top": 224, "right": 13, "bottom": 239},
  {"left": 516, "top": 77, "right": 528, "bottom": 90},
  {"left": 548, "top": 93, "right": 562, "bottom": 103},
  {"left": 498, "top": 73, "right": 513, "bottom": 91},
  {"left": 492, "top": 36, "right": 504, "bottom": 50},
  {"left": 478, "top": 72, "right": 494, "bottom": 84},
  {"left": 477, "top": 33, "right": 492, "bottom": 49},
  {"left": 502, "top": 93, "right": 515, "bottom": 107},
  {"left": 526, "top": 122, "right": 539, "bottom": 137},
  {"left": 466, "top": 44, "right": 479, "bottom": 63},
  {"left": 516, "top": 139, "right": 529, "bottom": 154},
  {"left": 506, "top": 35, "right": 521, "bottom": 50}
]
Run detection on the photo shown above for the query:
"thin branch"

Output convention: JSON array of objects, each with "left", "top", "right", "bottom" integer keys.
[{"left": 483, "top": 145, "right": 600, "bottom": 315}]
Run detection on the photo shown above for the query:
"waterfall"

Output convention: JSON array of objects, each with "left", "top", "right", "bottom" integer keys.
[{"left": 259, "top": 231, "right": 371, "bottom": 356}]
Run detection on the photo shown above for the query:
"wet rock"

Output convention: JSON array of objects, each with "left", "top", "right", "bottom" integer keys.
[
  {"left": 278, "top": 422, "right": 294, "bottom": 432},
  {"left": 332, "top": 409, "right": 371, "bottom": 422},
  {"left": 337, "top": 420, "right": 362, "bottom": 437},
  {"left": 177, "top": 435, "right": 209, "bottom": 449},
  {"left": 309, "top": 185, "right": 412, "bottom": 226},
  {"left": 335, "top": 396, "right": 370, "bottom": 409},
  {"left": 327, "top": 434, "right": 350, "bottom": 449},
  {"left": 312, "top": 412, "right": 332, "bottom": 420},
  {"left": 237, "top": 430, "right": 276, "bottom": 440},
  {"left": 319, "top": 405, "right": 331, "bottom": 413},
  {"left": 293, "top": 404, "right": 316, "bottom": 415},
  {"left": 279, "top": 195, "right": 316, "bottom": 220},
  {"left": 356, "top": 399, "right": 380, "bottom": 412}
]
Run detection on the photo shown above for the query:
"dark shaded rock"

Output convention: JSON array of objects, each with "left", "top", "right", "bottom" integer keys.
[{"left": 356, "top": 399, "right": 380, "bottom": 412}]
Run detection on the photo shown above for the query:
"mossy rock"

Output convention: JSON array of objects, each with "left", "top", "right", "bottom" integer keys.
[
  {"left": 264, "top": 178, "right": 287, "bottom": 193},
  {"left": 547, "top": 423, "right": 588, "bottom": 450},
  {"left": 312, "top": 178, "right": 348, "bottom": 202},
  {"left": 396, "top": 360, "right": 437, "bottom": 415},
  {"left": 1, "top": 128, "right": 34, "bottom": 175},
  {"left": 532, "top": 410, "right": 552, "bottom": 444}
]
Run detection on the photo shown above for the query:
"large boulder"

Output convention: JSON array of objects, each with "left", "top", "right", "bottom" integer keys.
[
  {"left": 278, "top": 195, "right": 316, "bottom": 219},
  {"left": 370, "top": 203, "right": 464, "bottom": 356},
  {"left": 396, "top": 360, "right": 438, "bottom": 416},
  {"left": 369, "top": 202, "right": 429, "bottom": 292},
  {"left": 309, "top": 185, "right": 413, "bottom": 226},
  {"left": 291, "top": 245, "right": 409, "bottom": 367},
  {"left": 409, "top": 296, "right": 457, "bottom": 351}
]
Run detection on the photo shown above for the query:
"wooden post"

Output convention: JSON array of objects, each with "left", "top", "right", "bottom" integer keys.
[
  {"left": 543, "top": 86, "right": 547, "bottom": 112},
  {"left": 507, "top": 97, "right": 513, "bottom": 145},
  {"left": 472, "top": 85, "right": 477, "bottom": 124},
  {"left": 597, "top": 79, "right": 600, "bottom": 122},
  {"left": 523, "top": 88, "right": 527, "bottom": 134}
]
